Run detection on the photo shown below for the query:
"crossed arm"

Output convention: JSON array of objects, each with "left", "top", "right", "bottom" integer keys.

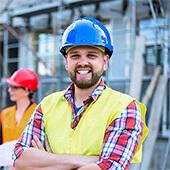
[
  {"left": 14, "top": 102, "right": 143, "bottom": 170},
  {"left": 14, "top": 135, "right": 100, "bottom": 170}
]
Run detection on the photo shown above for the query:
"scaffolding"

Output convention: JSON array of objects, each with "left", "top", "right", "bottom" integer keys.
[{"left": 0, "top": 0, "right": 170, "bottom": 169}]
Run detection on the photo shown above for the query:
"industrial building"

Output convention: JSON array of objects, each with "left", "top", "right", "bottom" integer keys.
[{"left": 0, "top": 0, "right": 169, "bottom": 169}]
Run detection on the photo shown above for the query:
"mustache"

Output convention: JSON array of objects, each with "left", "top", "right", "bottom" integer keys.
[{"left": 75, "top": 63, "right": 93, "bottom": 70}]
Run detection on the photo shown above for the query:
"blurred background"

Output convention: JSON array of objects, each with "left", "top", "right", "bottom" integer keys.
[{"left": 0, "top": 0, "right": 169, "bottom": 169}]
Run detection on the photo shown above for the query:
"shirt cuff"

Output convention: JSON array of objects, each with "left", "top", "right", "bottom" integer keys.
[{"left": 97, "top": 159, "right": 124, "bottom": 170}]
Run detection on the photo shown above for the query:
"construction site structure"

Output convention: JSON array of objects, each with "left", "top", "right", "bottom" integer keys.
[{"left": 0, "top": 0, "right": 170, "bottom": 169}]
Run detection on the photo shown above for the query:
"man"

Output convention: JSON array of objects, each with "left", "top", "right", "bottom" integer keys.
[{"left": 13, "top": 17, "right": 148, "bottom": 170}]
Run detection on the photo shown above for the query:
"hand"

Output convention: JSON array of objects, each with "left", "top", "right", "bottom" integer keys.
[{"left": 31, "top": 135, "right": 52, "bottom": 153}]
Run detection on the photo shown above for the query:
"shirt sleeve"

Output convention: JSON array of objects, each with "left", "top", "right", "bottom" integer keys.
[
  {"left": 13, "top": 104, "right": 45, "bottom": 161},
  {"left": 97, "top": 101, "right": 144, "bottom": 170}
]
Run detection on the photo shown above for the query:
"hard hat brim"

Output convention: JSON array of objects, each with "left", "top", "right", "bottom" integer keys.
[
  {"left": 65, "top": 45, "right": 105, "bottom": 54},
  {"left": 6, "top": 78, "right": 22, "bottom": 87}
]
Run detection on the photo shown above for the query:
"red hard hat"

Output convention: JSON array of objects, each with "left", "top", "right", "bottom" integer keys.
[{"left": 6, "top": 69, "right": 39, "bottom": 91}]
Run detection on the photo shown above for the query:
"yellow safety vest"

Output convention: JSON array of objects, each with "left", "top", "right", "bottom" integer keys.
[
  {"left": 1, "top": 103, "right": 37, "bottom": 143},
  {"left": 41, "top": 86, "right": 148, "bottom": 163}
]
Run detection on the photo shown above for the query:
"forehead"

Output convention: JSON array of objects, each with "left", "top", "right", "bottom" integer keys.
[
  {"left": 67, "top": 46, "right": 104, "bottom": 54},
  {"left": 8, "top": 85, "right": 24, "bottom": 90}
]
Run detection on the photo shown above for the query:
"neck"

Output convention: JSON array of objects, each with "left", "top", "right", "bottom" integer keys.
[
  {"left": 16, "top": 98, "right": 31, "bottom": 113},
  {"left": 15, "top": 97, "right": 31, "bottom": 124},
  {"left": 74, "top": 80, "right": 100, "bottom": 107}
]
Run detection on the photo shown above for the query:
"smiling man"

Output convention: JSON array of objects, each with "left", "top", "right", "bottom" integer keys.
[
  {"left": 13, "top": 17, "right": 148, "bottom": 170},
  {"left": 66, "top": 46, "right": 108, "bottom": 89}
]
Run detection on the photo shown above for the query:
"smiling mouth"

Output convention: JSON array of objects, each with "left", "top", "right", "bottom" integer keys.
[
  {"left": 75, "top": 68, "right": 92, "bottom": 81},
  {"left": 76, "top": 70, "right": 91, "bottom": 74},
  {"left": 76, "top": 66, "right": 92, "bottom": 74}
]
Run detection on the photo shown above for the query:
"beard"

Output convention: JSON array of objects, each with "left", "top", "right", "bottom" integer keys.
[{"left": 68, "top": 65, "right": 104, "bottom": 89}]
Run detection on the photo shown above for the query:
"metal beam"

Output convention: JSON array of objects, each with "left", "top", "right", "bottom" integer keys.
[
  {"left": 147, "top": 0, "right": 157, "bottom": 20},
  {"left": 10, "top": 0, "right": 113, "bottom": 18},
  {"left": 10, "top": 1, "right": 60, "bottom": 18},
  {"left": 142, "top": 66, "right": 162, "bottom": 105},
  {"left": 141, "top": 75, "right": 168, "bottom": 170},
  {"left": 158, "top": 0, "right": 165, "bottom": 16},
  {"left": 129, "top": 36, "right": 145, "bottom": 100}
]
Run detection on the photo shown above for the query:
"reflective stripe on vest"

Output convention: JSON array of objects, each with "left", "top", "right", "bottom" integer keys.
[{"left": 41, "top": 87, "right": 148, "bottom": 163}]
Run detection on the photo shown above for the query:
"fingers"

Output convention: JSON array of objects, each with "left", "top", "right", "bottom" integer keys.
[
  {"left": 31, "top": 137, "right": 38, "bottom": 149},
  {"left": 45, "top": 135, "right": 52, "bottom": 153},
  {"left": 31, "top": 135, "right": 45, "bottom": 151}
]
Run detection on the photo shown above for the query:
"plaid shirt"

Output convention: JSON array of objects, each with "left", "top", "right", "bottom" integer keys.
[{"left": 13, "top": 79, "right": 143, "bottom": 170}]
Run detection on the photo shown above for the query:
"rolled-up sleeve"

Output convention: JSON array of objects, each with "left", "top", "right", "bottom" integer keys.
[{"left": 97, "top": 101, "right": 143, "bottom": 170}]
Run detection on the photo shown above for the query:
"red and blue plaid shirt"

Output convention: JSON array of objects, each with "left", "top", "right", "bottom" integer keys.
[{"left": 13, "top": 79, "right": 143, "bottom": 170}]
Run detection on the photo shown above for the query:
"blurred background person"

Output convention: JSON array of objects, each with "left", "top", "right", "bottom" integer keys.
[
  {"left": 0, "top": 68, "right": 38, "bottom": 170},
  {"left": 0, "top": 68, "right": 39, "bottom": 144}
]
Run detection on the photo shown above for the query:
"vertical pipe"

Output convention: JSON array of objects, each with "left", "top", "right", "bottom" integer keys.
[
  {"left": 163, "top": 15, "right": 169, "bottom": 77},
  {"left": 2, "top": 30, "right": 8, "bottom": 108},
  {"left": 57, "top": 0, "right": 64, "bottom": 90},
  {"left": 132, "top": 0, "right": 136, "bottom": 40},
  {"left": 130, "top": 2, "right": 143, "bottom": 170},
  {"left": 162, "top": 14, "right": 169, "bottom": 136},
  {"left": 129, "top": 0, "right": 137, "bottom": 94},
  {"left": 3, "top": 30, "right": 8, "bottom": 78},
  {"left": 147, "top": 0, "right": 158, "bottom": 68},
  {"left": 131, "top": 0, "right": 136, "bottom": 72}
]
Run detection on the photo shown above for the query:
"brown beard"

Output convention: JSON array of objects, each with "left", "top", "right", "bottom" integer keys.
[{"left": 68, "top": 65, "right": 104, "bottom": 89}]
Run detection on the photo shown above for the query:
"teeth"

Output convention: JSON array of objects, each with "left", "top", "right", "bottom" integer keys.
[{"left": 77, "top": 70, "right": 89, "bottom": 74}]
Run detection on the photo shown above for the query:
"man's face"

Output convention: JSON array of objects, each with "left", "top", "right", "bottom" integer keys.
[{"left": 65, "top": 46, "right": 109, "bottom": 89}]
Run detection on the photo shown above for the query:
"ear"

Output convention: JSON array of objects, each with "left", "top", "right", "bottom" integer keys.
[
  {"left": 24, "top": 89, "right": 30, "bottom": 97},
  {"left": 103, "top": 55, "right": 109, "bottom": 71},
  {"left": 64, "top": 55, "right": 68, "bottom": 70}
]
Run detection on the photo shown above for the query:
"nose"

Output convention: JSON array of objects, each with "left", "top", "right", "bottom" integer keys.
[
  {"left": 77, "top": 56, "right": 90, "bottom": 66},
  {"left": 78, "top": 61, "right": 89, "bottom": 67},
  {"left": 8, "top": 87, "right": 12, "bottom": 93}
]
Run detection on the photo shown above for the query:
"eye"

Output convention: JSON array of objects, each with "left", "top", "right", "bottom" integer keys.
[
  {"left": 88, "top": 54, "right": 97, "bottom": 59},
  {"left": 69, "top": 54, "right": 80, "bottom": 59}
]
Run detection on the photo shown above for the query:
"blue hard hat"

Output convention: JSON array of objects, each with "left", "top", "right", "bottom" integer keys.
[{"left": 60, "top": 17, "right": 113, "bottom": 57}]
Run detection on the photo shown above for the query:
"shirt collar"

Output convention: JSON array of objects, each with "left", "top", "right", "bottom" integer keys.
[{"left": 64, "top": 79, "right": 106, "bottom": 104}]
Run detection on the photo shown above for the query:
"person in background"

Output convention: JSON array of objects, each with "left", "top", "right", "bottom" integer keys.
[
  {"left": 13, "top": 17, "right": 148, "bottom": 170},
  {"left": 0, "top": 68, "right": 39, "bottom": 144},
  {"left": 0, "top": 118, "right": 2, "bottom": 145}
]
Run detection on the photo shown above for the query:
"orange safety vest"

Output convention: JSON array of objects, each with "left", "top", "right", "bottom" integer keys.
[{"left": 1, "top": 103, "right": 37, "bottom": 143}]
